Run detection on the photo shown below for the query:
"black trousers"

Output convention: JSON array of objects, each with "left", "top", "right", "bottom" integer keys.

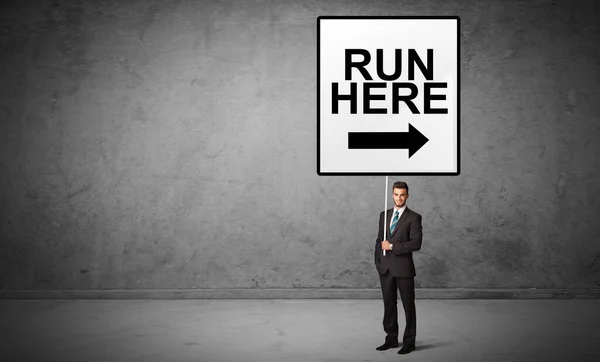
[{"left": 378, "top": 271, "right": 416, "bottom": 346}]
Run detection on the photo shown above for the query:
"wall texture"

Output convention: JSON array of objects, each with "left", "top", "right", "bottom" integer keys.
[{"left": 1, "top": 0, "right": 599, "bottom": 292}]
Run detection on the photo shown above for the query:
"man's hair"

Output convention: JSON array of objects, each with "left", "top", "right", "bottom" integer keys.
[{"left": 393, "top": 181, "right": 409, "bottom": 194}]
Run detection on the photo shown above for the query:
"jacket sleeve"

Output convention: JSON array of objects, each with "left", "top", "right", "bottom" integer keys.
[
  {"left": 392, "top": 213, "right": 422, "bottom": 255},
  {"left": 374, "top": 211, "right": 383, "bottom": 264}
]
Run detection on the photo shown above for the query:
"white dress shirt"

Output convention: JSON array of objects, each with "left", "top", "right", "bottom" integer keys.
[
  {"left": 388, "top": 205, "right": 406, "bottom": 251},
  {"left": 392, "top": 205, "right": 407, "bottom": 225}
]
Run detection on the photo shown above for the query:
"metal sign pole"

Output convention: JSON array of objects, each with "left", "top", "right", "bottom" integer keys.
[{"left": 383, "top": 176, "right": 388, "bottom": 256}]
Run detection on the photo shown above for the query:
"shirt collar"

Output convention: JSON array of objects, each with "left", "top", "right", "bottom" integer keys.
[{"left": 394, "top": 205, "right": 407, "bottom": 213}]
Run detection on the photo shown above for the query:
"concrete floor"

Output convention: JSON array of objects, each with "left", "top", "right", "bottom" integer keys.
[{"left": 1, "top": 299, "right": 599, "bottom": 362}]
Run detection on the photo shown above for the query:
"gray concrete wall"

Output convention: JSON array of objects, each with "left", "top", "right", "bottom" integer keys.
[{"left": 1, "top": 0, "right": 599, "bottom": 292}]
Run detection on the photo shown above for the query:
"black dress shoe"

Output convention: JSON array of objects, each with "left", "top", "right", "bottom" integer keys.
[
  {"left": 397, "top": 345, "right": 415, "bottom": 354},
  {"left": 376, "top": 342, "right": 399, "bottom": 351}
]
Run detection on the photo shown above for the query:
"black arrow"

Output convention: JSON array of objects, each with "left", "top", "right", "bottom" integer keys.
[{"left": 348, "top": 123, "right": 429, "bottom": 158}]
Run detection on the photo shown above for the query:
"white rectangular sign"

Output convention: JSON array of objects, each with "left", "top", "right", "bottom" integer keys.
[{"left": 317, "top": 16, "right": 460, "bottom": 175}]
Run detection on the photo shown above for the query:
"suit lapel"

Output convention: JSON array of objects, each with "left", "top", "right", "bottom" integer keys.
[
  {"left": 385, "top": 209, "right": 394, "bottom": 240},
  {"left": 390, "top": 207, "right": 410, "bottom": 239}
]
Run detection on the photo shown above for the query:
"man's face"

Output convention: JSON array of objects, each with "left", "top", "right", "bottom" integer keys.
[{"left": 393, "top": 187, "right": 408, "bottom": 208}]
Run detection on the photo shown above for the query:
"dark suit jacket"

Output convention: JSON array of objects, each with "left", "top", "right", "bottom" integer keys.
[{"left": 374, "top": 207, "right": 423, "bottom": 277}]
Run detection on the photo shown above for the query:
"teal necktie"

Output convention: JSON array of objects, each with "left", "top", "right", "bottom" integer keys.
[{"left": 390, "top": 210, "right": 399, "bottom": 235}]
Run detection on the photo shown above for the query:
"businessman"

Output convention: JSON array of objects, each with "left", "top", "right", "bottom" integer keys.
[{"left": 374, "top": 181, "right": 423, "bottom": 355}]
